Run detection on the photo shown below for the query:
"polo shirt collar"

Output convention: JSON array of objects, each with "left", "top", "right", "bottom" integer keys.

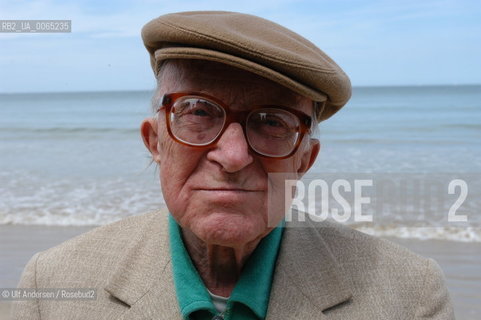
[{"left": 169, "top": 214, "right": 284, "bottom": 319}]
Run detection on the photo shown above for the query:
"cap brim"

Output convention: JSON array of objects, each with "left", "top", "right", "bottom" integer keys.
[{"left": 153, "top": 47, "right": 328, "bottom": 108}]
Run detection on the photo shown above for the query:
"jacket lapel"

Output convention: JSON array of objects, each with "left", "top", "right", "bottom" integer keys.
[
  {"left": 266, "top": 220, "right": 353, "bottom": 319},
  {"left": 104, "top": 211, "right": 181, "bottom": 319}
]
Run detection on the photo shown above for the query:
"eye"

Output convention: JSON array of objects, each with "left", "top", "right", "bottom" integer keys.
[
  {"left": 251, "top": 114, "right": 289, "bottom": 135},
  {"left": 174, "top": 98, "right": 222, "bottom": 118},
  {"left": 168, "top": 96, "right": 226, "bottom": 145},
  {"left": 247, "top": 109, "right": 299, "bottom": 139},
  {"left": 262, "top": 114, "right": 285, "bottom": 128},
  {"left": 170, "top": 97, "right": 225, "bottom": 134},
  {"left": 193, "top": 108, "right": 209, "bottom": 116}
]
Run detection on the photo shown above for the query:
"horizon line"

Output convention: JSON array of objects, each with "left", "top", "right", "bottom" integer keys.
[{"left": 1, "top": 83, "right": 480, "bottom": 95}]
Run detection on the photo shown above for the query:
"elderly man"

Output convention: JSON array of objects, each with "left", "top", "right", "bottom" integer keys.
[{"left": 12, "top": 11, "right": 454, "bottom": 320}]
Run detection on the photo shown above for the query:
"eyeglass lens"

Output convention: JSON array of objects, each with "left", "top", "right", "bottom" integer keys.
[{"left": 168, "top": 96, "right": 301, "bottom": 157}]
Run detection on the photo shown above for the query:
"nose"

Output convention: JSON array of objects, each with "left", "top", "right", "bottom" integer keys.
[{"left": 206, "top": 122, "right": 254, "bottom": 172}]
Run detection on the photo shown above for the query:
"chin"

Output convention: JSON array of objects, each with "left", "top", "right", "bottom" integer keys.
[{"left": 194, "top": 214, "right": 265, "bottom": 247}]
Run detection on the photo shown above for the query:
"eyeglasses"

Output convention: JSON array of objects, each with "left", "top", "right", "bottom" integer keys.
[{"left": 158, "top": 92, "right": 313, "bottom": 159}]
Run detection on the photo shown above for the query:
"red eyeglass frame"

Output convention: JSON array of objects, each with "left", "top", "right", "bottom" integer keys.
[{"left": 157, "top": 91, "right": 313, "bottom": 159}]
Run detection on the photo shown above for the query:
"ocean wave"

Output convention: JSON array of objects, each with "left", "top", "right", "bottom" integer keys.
[
  {"left": 0, "top": 176, "right": 166, "bottom": 227},
  {"left": 353, "top": 224, "right": 481, "bottom": 243},
  {"left": 0, "top": 203, "right": 166, "bottom": 226},
  {"left": 2, "top": 212, "right": 480, "bottom": 243}
]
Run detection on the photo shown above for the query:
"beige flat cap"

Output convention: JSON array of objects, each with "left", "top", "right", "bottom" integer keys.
[{"left": 141, "top": 11, "right": 351, "bottom": 121}]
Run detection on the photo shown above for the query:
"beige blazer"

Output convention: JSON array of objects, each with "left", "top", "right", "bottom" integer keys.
[{"left": 11, "top": 210, "right": 454, "bottom": 319}]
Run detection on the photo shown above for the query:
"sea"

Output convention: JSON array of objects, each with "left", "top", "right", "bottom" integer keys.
[{"left": 1, "top": 85, "right": 480, "bottom": 242}]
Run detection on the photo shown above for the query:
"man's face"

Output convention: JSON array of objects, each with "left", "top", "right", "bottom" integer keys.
[{"left": 142, "top": 60, "right": 319, "bottom": 247}]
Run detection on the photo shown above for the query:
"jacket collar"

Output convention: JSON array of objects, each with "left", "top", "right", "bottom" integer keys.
[{"left": 104, "top": 211, "right": 181, "bottom": 319}]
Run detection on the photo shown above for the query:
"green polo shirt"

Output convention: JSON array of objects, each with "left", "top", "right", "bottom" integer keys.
[{"left": 168, "top": 215, "right": 284, "bottom": 320}]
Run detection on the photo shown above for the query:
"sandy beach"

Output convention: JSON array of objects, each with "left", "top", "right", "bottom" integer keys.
[{"left": 1, "top": 225, "right": 480, "bottom": 320}]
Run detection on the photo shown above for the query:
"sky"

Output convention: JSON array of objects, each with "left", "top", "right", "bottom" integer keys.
[{"left": 0, "top": 0, "right": 480, "bottom": 93}]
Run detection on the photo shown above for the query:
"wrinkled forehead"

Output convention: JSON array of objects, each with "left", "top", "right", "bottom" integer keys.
[{"left": 157, "top": 59, "right": 313, "bottom": 112}]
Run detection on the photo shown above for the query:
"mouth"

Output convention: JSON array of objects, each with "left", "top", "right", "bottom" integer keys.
[
  {"left": 193, "top": 188, "right": 264, "bottom": 205},
  {"left": 195, "top": 188, "right": 264, "bottom": 192}
]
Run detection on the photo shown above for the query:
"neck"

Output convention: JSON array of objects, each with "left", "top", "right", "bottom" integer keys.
[{"left": 182, "top": 229, "right": 261, "bottom": 297}]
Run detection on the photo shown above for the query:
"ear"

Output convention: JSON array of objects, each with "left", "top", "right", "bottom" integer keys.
[
  {"left": 140, "top": 118, "right": 161, "bottom": 164},
  {"left": 297, "top": 138, "right": 320, "bottom": 176}
]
